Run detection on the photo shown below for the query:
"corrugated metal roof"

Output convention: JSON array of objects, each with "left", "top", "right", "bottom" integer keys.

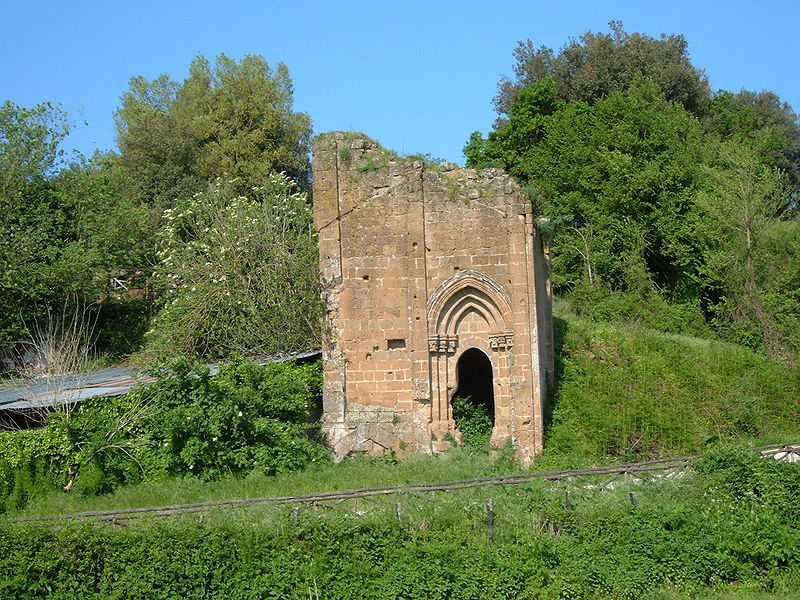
[{"left": 0, "top": 350, "right": 321, "bottom": 413}]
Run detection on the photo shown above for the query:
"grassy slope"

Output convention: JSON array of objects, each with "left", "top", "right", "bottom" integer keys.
[{"left": 542, "top": 309, "right": 800, "bottom": 467}]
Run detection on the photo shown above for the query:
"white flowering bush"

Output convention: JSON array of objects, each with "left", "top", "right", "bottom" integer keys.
[{"left": 142, "top": 173, "right": 320, "bottom": 359}]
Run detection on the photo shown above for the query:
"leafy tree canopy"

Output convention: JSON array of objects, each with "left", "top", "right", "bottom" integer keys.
[
  {"left": 0, "top": 102, "right": 149, "bottom": 359},
  {"left": 494, "top": 21, "right": 711, "bottom": 119},
  {"left": 471, "top": 78, "right": 708, "bottom": 302},
  {"left": 705, "top": 89, "right": 800, "bottom": 203},
  {"left": 0, "top": 100, "right": 70, "bottom": 199},
  {"left": 115, "top": 54, "right": 312, "bottom": 208},
  {"left": 467, "top": 24, "right": 800, "bottom": 362}
]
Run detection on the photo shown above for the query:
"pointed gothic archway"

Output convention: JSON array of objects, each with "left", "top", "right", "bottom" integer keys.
[{"left": 427, "top": 270, "right": 512, "bottom": 439}]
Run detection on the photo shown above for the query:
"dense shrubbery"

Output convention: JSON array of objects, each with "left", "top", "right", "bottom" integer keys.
[
  {"left": 0, "top": 427, "right": 70, "bottom": 511},
  {"left": 0, "top": 357, "right": 326, "bottom": 511},
  {"left": 127, "top": 356, "right": 327, "bottom": 482},
  {"left": 0, "top": 447, "right": 797, "bottom": 599}
]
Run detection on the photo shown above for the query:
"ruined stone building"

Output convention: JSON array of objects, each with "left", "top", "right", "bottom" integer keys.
[{"left": 312, "top": 133, "right": 553, "bottom": 460}]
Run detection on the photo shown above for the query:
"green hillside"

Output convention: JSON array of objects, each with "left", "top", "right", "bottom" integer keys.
[{"left": 541, "top": 306, "right": 800, "bottom": 468}]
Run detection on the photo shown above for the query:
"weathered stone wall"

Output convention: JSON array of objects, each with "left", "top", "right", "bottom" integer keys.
[{"left": 313, "top": 132, "right": 553, "bottom": 460}]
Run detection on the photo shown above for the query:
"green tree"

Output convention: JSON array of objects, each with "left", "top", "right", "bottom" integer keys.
[
  {"left": 700, "top": 139, "right": 796, "bottom": 364},
  {"left": 0, "top": 101, "right": 151, "bottom": 361},
  {"left": 0, "top": 100, "right": 70, "bottom": 198},
  {"left": 54, "top": 152, "right": 152, "bottom": 279},
  {"left": 114, "top": 74, "right": 202, "bottom": 211},
  {"left": 494, "top": 21, "right": 710, "bottom": 120},
  {"left": 469, "top": 79, "right": 708, "bottom": 306},
  {"left": 0, "top": 179, "right": 90, "bottom": 351},
  {"left": 467, "top": 26, "right": 800, "bottom": 355},
  {"left": 115, "top": 54, "right": 312, "bottom": 209},
  {"left": 464, "top": 78, "right": 563, "bottom": 174},
  {"left": 705, "top": 90, "right": 800, "bottom": 207},
  {"left": 0, "top": 101, "right": 86, "bottom": 353}
]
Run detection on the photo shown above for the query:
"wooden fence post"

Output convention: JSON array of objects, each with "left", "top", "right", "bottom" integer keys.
[{"left": 486, "top": 498, "right": 494, "bottom": 545}]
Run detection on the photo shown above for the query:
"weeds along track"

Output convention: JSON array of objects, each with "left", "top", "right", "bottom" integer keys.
[{"left": 8, "top": 442, "right": 798, "bottom": 526}]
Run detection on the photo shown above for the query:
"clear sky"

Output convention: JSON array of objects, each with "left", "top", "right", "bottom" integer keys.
[{"left": 2, "top": 0, "right": 798, "bottom": 165}]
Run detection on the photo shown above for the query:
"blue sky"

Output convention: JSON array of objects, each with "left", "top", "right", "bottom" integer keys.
[{"left": 2, "top": 0, "right": 798, "bottom": 165}]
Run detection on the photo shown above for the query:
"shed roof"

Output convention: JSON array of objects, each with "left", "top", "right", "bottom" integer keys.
[{"left": 0, "top": 350, "right": 321, "bottom": 412}]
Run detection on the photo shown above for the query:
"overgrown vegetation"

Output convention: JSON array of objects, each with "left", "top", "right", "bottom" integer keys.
[
  {"left": 542, "top": 308, "right": 800, "bottom": 467},
  {"left": 2, "top": 313, "right": 798, "bottom": 595},
  {"left": 452, "top": 395, "right": 493, "bottom": 450},
  {"left": 139, "top": 172, "right": 320, "bottom": 360},
  {"left": 466, "top": 22, "right": 800, "bottom": 366},
  {"left": 1, "top": 447, "right": 798, "bottom": 599},
  {"left": 0, "top": 357, "right": 325, "bottom": 511},
  {"left": 1, "top": 53, "right": 314, "bottom": 369},
  {"left": 4, "top": 309, "right": 797, "bottom": 518},
  {"left": 2, "top": 22, "right": 800, "bottom": 597},
  {"left": 0, "top": 103, "right": 151, "bottom": 368}
]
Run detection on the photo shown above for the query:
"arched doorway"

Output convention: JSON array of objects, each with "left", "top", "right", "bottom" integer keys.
[{"left": 451, "top": 348, "right": 495, "bottom": 447}]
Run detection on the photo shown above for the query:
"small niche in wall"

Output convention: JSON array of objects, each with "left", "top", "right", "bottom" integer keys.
[{"left": 387, "top": 339, "right": 406, "bottom": 350}]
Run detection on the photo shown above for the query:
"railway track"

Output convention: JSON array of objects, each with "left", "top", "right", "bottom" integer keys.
[{"left": 8, "top": 442, "right": 798, "bottom": 525}]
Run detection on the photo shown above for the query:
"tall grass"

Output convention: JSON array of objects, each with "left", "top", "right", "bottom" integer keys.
[
  {"left": 16, "top": 447, "right": 521, "bottom": 517},
  {"left": 24, "top": 301, "right": 99, "bottom": 378},
  {"left": 1, "top": 301, "right": 102, "bottom": 430}
]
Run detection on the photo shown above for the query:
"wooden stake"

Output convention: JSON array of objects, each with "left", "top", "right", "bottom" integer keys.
[{"left": 486, "top": 498, "right": 494, "bottom": 544}]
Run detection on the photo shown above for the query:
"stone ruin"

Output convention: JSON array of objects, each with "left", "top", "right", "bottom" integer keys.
[{"left": 312, "top": 133, "right": 554, "bottom": 461}]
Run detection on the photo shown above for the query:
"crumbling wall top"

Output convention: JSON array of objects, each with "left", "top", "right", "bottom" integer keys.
[{"left": 313, "top": 132, "right": 533, "bottom": 216}]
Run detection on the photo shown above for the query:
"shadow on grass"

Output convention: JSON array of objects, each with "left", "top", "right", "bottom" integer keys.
[{"left": 543, "top": 314, "right": 569, "bottom": 437}]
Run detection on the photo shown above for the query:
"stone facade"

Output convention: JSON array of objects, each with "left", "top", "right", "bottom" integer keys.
[{"left": 313, "top": 133, "right": 554, "bottom": 461}]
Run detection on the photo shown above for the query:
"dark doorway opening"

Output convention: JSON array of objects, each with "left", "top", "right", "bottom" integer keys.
[{"left": 451, "top": 348, "right": 495, "bottom": 447}]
